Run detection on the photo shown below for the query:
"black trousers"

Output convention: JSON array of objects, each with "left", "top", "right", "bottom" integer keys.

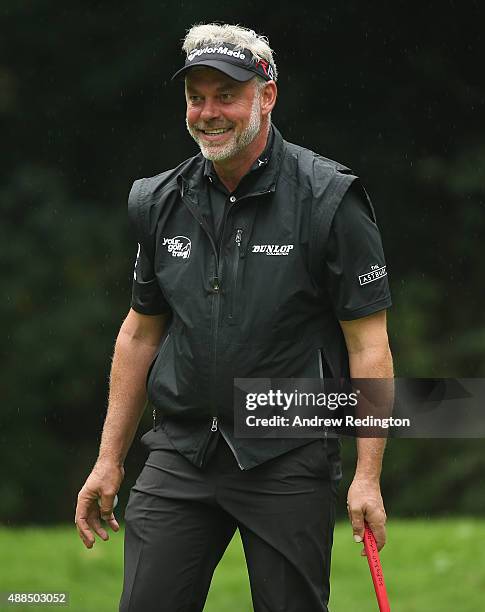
[{"left": 119, "top": 437, "right": 342, "bottom": 612}]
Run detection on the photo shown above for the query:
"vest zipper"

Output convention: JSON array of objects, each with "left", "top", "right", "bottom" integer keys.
[
  {"left": 181, "top": 186, "right": 273, "bottom": 464},
  {"left": 211, "top": 416, "right": 218, "bottom": 431}
]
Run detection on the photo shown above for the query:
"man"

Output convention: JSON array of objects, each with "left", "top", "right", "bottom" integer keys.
[{"left": 75, "top": 23, "right": 393, "bottom": 612}]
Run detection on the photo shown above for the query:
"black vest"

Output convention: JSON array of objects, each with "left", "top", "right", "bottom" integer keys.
[{"left": 129, "top": 125, "right": 361, "bottom": 468}]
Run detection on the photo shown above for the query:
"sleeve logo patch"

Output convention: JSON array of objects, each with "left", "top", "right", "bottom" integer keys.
[{"left": 358, "top": 264, "right": 387, "bottom": 285}]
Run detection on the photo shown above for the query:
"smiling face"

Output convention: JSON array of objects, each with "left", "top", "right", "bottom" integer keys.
[{"left": 184, "top": 67, "right": 265, "bottom": 162}]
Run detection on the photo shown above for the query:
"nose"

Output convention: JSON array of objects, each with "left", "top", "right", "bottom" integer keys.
[{"left": 199, "top": 97, "right": 221, "bottom": 123}]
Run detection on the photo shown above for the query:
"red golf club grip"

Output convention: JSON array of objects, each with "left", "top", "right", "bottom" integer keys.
[{"left": 364, "top": 522, "right": 390, "bottom": 612}]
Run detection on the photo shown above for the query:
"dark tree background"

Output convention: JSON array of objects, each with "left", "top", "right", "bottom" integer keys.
[{"left": 1, "top": 1, "right": 484, "bottom": 523}]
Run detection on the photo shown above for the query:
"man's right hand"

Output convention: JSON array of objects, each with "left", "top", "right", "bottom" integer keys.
[{"left": 75, "top": 461, "right": 125, "bottom": 549}]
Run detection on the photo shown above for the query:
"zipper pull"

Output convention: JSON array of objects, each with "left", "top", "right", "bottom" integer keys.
[
  {"left": 152, "top": 407, "right": 157, "bottom": 431},
  {"left": 235, "top": 228, "right": 243, "bottom": 247},
  {"left": 212, "top": 277, "right": 220, "bottom": 293},
  {"left": 211, "top": 416, "right": 218, "bottom": 432}
]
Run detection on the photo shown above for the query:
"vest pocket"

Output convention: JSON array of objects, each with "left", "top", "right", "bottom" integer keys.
[
  {"left": 317, "top": 348, "right": 326, "bottom": 397},
  {"left": 146, "top": 331, "right": 171, "bottom": 395},
  {"left": 228, "top": 228, "right": 244, "bottom": 325},
  {"left": 318, "top": 348, "right": 324, "bottom": 378}
]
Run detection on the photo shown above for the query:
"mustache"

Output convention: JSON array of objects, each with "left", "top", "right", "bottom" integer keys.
[{"left": 191, "top": 124, "right": 233, "bottom": 131}]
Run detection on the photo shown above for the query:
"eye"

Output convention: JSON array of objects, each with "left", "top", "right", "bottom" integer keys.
[
  {"left": 220, "top": 93, "right": 233, "bottom": 102},
  {"left": 188, "top": 95, "right": 202, "bottom": 104}
]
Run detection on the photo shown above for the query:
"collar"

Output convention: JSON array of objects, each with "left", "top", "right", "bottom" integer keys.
[{"left": 180, "top": 123, "right": 284, "bottom": 199}]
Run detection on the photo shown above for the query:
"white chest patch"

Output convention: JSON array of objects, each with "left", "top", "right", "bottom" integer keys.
[{"left": 162, "top": 236, "right": 192, "bottom": 260}]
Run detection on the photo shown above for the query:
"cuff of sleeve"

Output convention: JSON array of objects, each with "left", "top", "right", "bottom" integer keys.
[
  {"left": 131, "top": 301, "right": 171, "bottom": 316},
  {"left": 337, "top": 296, "right": 392, "bottom": 321}
]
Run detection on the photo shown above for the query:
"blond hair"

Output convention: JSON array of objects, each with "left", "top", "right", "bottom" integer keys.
[{"left": 182, "top": 23, "right": 278, "bottom": 81}]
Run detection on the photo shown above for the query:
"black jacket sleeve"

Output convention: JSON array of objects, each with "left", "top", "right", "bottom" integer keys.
[{"left": 324, "top": 182, "right": 392, "bottom": 320}]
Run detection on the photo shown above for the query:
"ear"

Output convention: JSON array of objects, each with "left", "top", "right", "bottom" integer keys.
[{"left": 260, "top": 81, "right": 277, "bottom": 117}]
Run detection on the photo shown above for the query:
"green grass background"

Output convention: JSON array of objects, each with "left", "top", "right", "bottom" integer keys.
[{"left": 0, "top": 520, "right": 483, "bottom": 611}]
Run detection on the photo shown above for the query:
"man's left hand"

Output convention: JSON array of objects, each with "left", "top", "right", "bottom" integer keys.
[{"left": 346, "top": 477, "right": 387, "bottom": 556}]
